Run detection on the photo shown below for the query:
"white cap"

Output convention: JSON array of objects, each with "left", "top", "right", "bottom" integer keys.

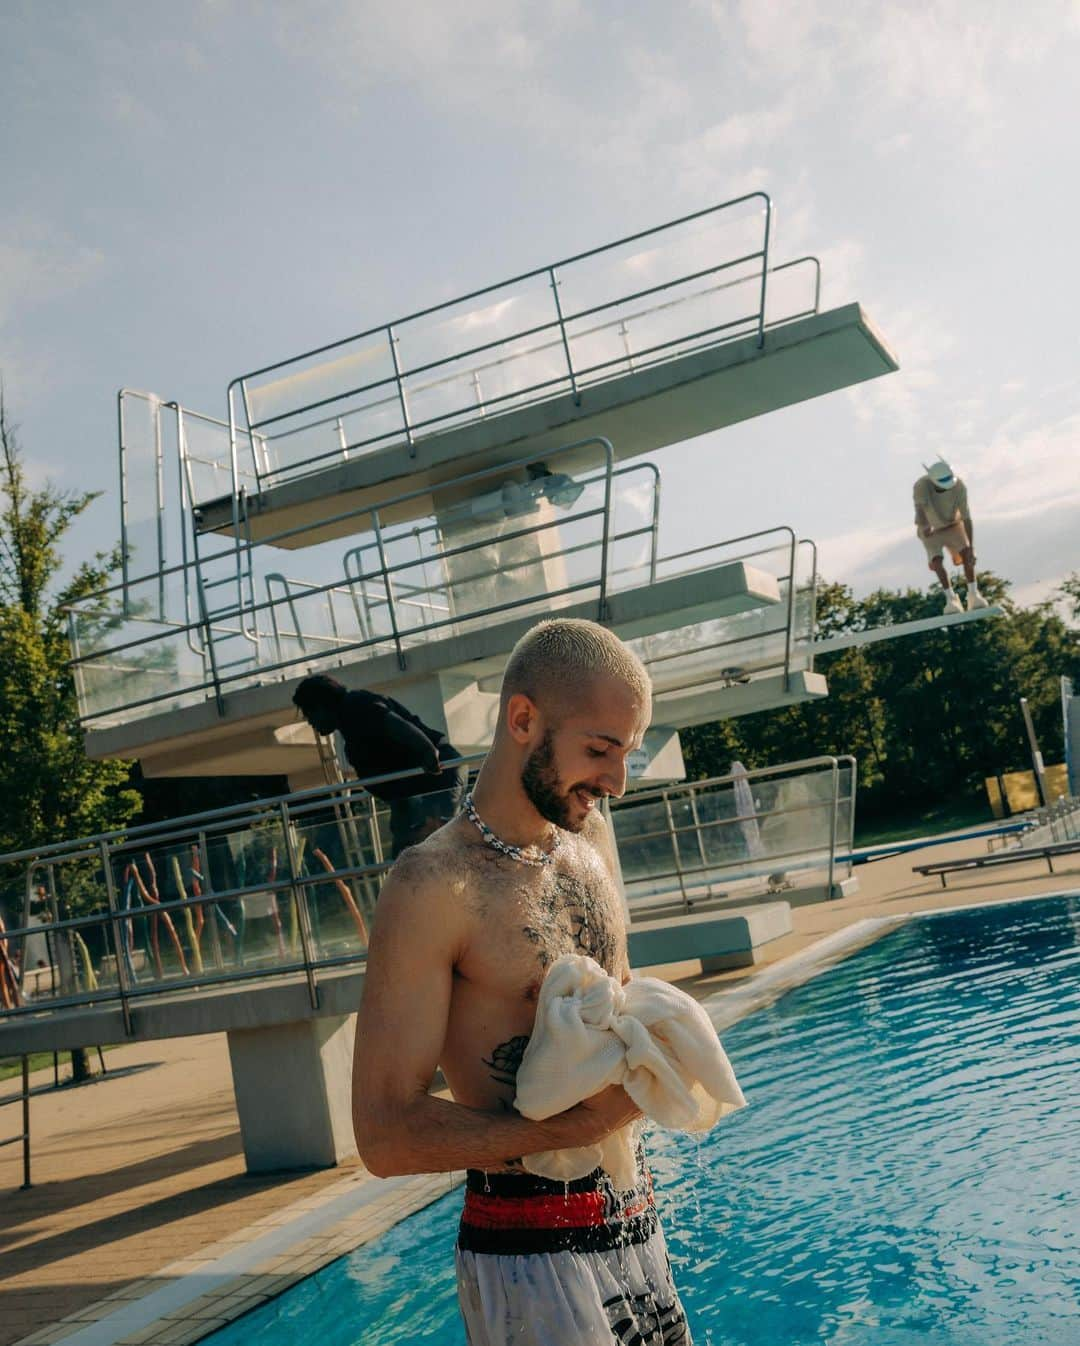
[{"left": 923, "top": 459, "right": 955, "bottom": 488}]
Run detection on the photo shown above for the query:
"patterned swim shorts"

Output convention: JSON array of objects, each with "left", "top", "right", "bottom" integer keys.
[{"left": 456, "top": 1162, "right": 692, "bottom": 1345}]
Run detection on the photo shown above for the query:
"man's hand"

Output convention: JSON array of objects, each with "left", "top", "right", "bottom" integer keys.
[{"left": 555, "top": 1085, "right": 643, "bottom": 1148}]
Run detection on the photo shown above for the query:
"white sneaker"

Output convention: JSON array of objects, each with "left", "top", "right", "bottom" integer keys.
[
  {"left": 967, "top": 588, "right": 989, "bottom": 611},
  {"left": 943, "top": 590, "right": 963, "bottom": 615}
]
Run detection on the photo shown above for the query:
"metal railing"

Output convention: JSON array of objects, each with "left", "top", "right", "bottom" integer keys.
[
  {"left": 0, "top": 753, "right": 855, "bottom": 1038},
  {"left": 68, "top": 433, "right": 818, "bottom": 727},
  {"left": 0, "top": 1056, "right": 31, "bottom": 1188},
  {"left": 610, "top": 756, "right": 857, "bottom": 916},
  {"left": 213, "top": 200, "right": 822, "bottom": 497},
  {"left": 1018, "top": 795, "right": 1080, "bottom": 848},
  {"left": 0, "top": 760, "right": 482, "bottom": 1033}
]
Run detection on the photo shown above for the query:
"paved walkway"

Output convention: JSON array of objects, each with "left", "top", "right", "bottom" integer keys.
[{"left": 2, "top": 837, "right": 1076, "bottom": 1346}]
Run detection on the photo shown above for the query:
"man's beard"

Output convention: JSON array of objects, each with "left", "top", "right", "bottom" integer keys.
[{"left": 521, "top": 730, "right": 587, "bottom": 832}]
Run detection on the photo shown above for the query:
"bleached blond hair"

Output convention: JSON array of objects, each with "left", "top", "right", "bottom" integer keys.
[{"left": 501, "top": 618, "right": 651, "bottom": 716}]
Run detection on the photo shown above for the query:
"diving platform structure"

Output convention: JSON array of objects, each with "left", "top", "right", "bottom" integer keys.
[
  {"left": 80, "top": 193, "right": 895, "bottom": 786},
  {"left": 2, "top": 193, "right": 905, "bottom": 1173}
]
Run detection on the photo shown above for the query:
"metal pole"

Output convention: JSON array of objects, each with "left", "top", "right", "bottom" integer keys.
[
  {"left": 387, "top": 325, "right": 416, "bottom": 458},
  {"left": 100, "top": 841, "right": 133, "bottom": 1037},
  {"left": 549, "top": 267, "right": 580, "bottom": 405},
  {"left": 279, "top": 802, "right": 320, "bottom": 1010},
  {"left": 197, "top": 832, "right": 225, "bottom": 970},
  {"left": 597, "top": 440, "right": 614, "bottom": 621},
  {"left": 1019, "top": 697, "right": 1049, "bottom": 807},
  {"left": 154, "top": 397, "right": 166, "bottom": 622},
  {"left": 648, "top": 465, "right": 661, "bottom": 585},
  {"left": 371, "top": 509, "right": 406, "bottom": 669},
  {"left": 783, "top": 530, "right": 796, "bottom": 691},
  {"left": 21, "top": 1055, "right": 31, "bottom": 1188},
  {"left": 827, "top": 759, "right": 839, "bottom": 899},
  {"left": 757, "top": 196, "right": 772, "bottom": 349},
  {"left": 688, "top": 786, "right": 709, "bottom": 875},
  {"left": 661, "top": 791, "right": 690, "bottom": 914},
  {"left": 118, "top": 391, "right": 131, "bottom": 613}
]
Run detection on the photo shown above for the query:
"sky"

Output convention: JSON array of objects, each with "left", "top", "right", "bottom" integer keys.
[{"left": 2, "top": 0, "right": 1079, "bottom": 611}]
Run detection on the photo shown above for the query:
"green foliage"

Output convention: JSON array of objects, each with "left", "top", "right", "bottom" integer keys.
[
  {"left": 0, "top": 390, "right": 139, "bottom": 865},
  {"left": 683, "top": 571, "right": 1080, "bottom": 817}
]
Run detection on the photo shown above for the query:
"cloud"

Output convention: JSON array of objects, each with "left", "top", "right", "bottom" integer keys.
[
  {"left": 270, "top": 0, "right": 585, "bottom": 118},
  {"left": 962, "top": 409, "right": 1080, "bottom": 522},
  {"left": 0, "top": 218, "right": 105, "bottom": 329},
  {"left": 816, "top": 409, "right": 1080, "bottom": 603},
  {"left": 709, "top": 0, "right": 1080, "bottom": 147},
  {"left": 846, "top": 301, "right": 956, "bottom": 441},
  {"left": 875, "top": 132, "right": 912, "bottom": 156}
]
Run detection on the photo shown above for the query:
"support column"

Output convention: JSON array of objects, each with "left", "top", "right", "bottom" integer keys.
[{"left": 227, "top": 1014, "right": 357, "bottom": 1171}]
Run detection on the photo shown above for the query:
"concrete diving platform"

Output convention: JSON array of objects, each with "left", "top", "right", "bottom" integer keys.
[
  {"left": 202, "top": 304, "right": 897, "bottom": 546},
  {"left": 84, "top": 559, "right": 784, "bottom": 776}
]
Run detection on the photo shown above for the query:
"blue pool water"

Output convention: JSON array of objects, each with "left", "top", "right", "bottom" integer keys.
[{"left": 207, "top": 896, "right": 1080, "bottom": 1344}]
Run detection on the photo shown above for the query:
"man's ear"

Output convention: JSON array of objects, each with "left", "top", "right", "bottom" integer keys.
[{"left": 504, "top": 692, "right": 540, "bottom": 746}]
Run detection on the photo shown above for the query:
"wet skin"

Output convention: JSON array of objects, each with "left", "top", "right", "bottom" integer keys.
[
  {"left": 351, "top": 673, "right": 648, "bottom": 1176},
  {"left": 429, "top": 813, "right": 630, "bottom": 1118}
]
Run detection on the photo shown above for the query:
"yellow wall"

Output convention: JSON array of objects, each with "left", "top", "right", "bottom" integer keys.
[{"left": 985, "top": 764, "right": 1069, "bottom": 817}]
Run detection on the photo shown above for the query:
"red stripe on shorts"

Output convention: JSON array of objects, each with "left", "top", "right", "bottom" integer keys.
[{"left": 462, "top": 1186, "right": 654, "bottom": 1231}]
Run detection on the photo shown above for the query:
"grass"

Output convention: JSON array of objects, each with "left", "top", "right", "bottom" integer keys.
[
  {"left": 854, "top": 794, "right": 995, "bottom": 849},
  {"left": 0, "top": 1047, "right": 117, "bottom": 1083}
]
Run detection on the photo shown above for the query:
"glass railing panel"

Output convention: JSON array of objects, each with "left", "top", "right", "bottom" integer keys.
[
  {"left": 72, "top": 623, "right": 213, "bottom": 723},
  {"left": 179, "top": 409, "right": 261, "bottom": 504},
  {"left": 612, "top": 763, "right": 848, "bottom": 914},
  {"left": 261, "top": 391, "right": 405, "bottom": 485},
  {"left": 397, "top": 276, "right": 567, "bottom": 437},
  {"left": 244, "top": 337, "right": 397, "bottom": 439},
  {"left": 557, "top": 197, "right": 766, "bottom": 325},
  {"left": 0, "top": 852, "right": 108, "bottom": 1010},
  {"left": 286, "top": 791, "right": 382, "bottom": 958}
]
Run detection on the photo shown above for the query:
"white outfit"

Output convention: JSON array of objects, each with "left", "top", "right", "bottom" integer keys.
[{"left": 514, "top": 954, "right": 745, "bottom": 1190}]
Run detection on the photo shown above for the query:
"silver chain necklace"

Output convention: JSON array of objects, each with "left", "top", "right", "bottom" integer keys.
[{"left": 462, "top": 792, "right": 560, "bottom": 868}]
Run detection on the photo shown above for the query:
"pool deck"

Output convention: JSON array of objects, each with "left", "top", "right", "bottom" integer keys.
[{"left": 3, "top": 837, "right": 1078, "bottom": 1346}]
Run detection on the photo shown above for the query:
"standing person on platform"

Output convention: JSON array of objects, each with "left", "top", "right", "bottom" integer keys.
[
  {"left": 350, "top": 618, "right": 697, "bottom": 1346},
  {"left": 292, "top": 674, "right": 466, "bottom": 857},
  {"left": 913, "top": 459, "right": 989, "bottom": 615}
]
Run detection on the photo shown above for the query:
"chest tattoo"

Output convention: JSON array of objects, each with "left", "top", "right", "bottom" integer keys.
[{"left": 521, "top": 870, "right": 619, "bottom": 974}]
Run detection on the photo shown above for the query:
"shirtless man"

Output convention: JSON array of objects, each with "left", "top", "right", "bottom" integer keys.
[{"left": 352, "top": 618, "right": 693, "bottom": 1345}]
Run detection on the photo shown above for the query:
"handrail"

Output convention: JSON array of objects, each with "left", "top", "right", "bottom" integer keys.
[
  {"left": 69, "top": 520, "right": 811, "bottom": 726},
  {"left": 612, "top": 755, "right": 856, "bottom": 913},
  {"left": 71, "top": 433, "right": 818, "bottom": 730},
  {"left": 0, "top": 1056, "right": 31, "bottom": 1187},
  {"left": 225, "top": 196, "right": 791, "bottom": 492},
  {"left": 235, "top": 196, "right": 773, "bottom": 388},
  {"left": 0, "top": 752, "right": 854, "bottom": 1026}
]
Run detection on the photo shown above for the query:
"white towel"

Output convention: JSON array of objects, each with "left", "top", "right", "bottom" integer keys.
[{"left": 514, "top": 953, "right": 746, "bottom": 1189}]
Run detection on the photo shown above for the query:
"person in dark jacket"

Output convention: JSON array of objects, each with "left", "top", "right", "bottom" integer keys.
[{"left": 292, "top": 674, "right": 467, "bottom": 856}]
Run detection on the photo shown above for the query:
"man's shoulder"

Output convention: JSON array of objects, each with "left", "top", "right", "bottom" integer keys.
[{"left": 385, "top": 819, "right": 476, "bottom": 897}]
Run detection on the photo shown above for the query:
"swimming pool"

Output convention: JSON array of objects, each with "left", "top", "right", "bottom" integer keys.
[{"left": 205, "top": 895, "right": 1080, "bottom": 1345}]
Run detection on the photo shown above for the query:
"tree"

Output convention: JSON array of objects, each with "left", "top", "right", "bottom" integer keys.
[
  {"left": 0, "top": 387, "right": 139, "bottom": 1078},
  {"left": 1060, "top": 573, "right": 1080, "bottom": 626},
  {"left": 682, "top": 570, "right": 1080, "bottom": 821}
]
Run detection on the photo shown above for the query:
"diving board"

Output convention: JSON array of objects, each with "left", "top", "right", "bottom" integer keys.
[
  {"left": 200, "top": 304, "right": 899, "bottom": 546},
  {"left": 812, "top": 605, "right": 1003, "bottom": 657}
]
